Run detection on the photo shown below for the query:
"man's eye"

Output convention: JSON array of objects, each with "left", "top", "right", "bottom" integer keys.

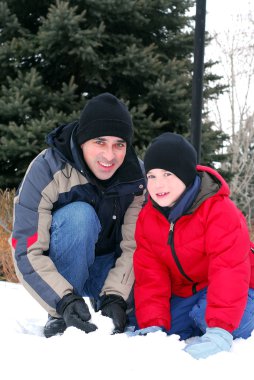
[
  {"left": 147, "top": 175, "right": 155, "bottom": 179},
  {"left": 117, "top": 143, "right": 125, "bottom": 148}
]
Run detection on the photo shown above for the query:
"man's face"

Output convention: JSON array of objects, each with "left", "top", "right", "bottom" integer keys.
[{"left": 81, "top": 136, "right": 127, "bottom": 180}]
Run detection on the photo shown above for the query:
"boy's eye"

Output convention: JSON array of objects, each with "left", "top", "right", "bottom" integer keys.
[{"left": 147, "top": 175, "right": 155, "bottom": 179}]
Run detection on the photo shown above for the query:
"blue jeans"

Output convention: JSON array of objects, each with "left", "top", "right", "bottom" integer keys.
[
  {"left": 49, "top": 201, "right": 116, "bottom": 300},
  {"left": 166, "top": 287, "right": 254, "bottom": 340}
]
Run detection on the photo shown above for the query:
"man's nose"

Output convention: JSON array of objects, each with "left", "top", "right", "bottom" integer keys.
[{"left": 103, "top": 147, "right": 115, "bottom": 161}]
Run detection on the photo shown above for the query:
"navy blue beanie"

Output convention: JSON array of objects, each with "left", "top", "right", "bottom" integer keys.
[
  {"left": 144, "top": 132, "right": 197, "bottom": 187},
  {"left": 76, "top": 93, "right": 133, "bottom": 145}
]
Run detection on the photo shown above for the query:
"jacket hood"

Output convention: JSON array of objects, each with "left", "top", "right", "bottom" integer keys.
[
  {"left": 46, "top": 121, "right": 145, "bottom": 186},
  {"left": 189, "top": 165, "right": 230, "bottom": 213},
  {"left": 46, "top": 121, "right": 77, "bottom": 164}
]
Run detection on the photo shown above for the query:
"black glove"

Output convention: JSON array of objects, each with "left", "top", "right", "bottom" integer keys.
[
  {"left": 100, "top": 294, "right": 127, "bottom": 334},
  {"left": 57, "top": 294, "right": 97, "bottom": 333}
]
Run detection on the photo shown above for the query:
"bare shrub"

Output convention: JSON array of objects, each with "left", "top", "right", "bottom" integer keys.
[{"left": 0, "top": 189, "right": 18, "bottom": 282}]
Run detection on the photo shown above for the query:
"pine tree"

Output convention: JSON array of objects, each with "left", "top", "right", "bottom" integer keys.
[{"left": 0, "top": 0, "right": 226, "bottom": 187}]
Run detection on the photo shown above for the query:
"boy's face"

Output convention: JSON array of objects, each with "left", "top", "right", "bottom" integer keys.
[
  {"left": 147, "top": 168, "right": 186, "bottom": 207},
  {"left": 81, "top": 136, "right": 127, "bottom": 180}
]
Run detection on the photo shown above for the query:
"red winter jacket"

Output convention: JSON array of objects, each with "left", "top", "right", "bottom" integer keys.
[{"left": 134, "top": 165, "right": 254, "bottom": 332}]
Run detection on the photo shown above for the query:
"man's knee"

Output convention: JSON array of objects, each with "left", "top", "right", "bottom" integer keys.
[
  {"left": 52, "top": 201, "right": 101, "bottom": 236},
  {"left": 49, "top": 202, "right": 101, "bottom": 292}
]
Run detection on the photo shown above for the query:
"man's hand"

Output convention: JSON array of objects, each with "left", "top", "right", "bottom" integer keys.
[
  {"left": 100, "top": 294, "right": 127, "bottom": 334},
  {"left": 57, "top": 294, "right": 97, "bottom": 333}
]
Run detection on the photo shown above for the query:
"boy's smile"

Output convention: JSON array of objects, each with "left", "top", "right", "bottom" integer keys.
[{"left": 147, "top": 169, "right": 186, "bottom": 207}]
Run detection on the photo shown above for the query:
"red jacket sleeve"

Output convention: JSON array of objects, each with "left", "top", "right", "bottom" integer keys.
[
  {"left": 204, "top": 196, "right": 251, "bottom": 331},
  {"left": 133, "top": 211, "right": 172, "bottom": 330}
]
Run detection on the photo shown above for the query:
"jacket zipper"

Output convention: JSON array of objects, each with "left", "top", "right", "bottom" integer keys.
[
  {"left": 168, "top": 221, "right": 196, "bottom": 290},
  {"left": 107, "top": 199, "right": 117, "bottom": 238}
]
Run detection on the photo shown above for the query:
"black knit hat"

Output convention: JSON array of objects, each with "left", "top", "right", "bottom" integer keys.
[
  {"left": 76, "top": 93, "right": 133, "bottom": 145},
  {"left": 144, "top": 132, "right": 197, "bottom": 187}
]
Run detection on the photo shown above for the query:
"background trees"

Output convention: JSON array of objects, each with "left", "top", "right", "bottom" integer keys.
[
  {"left": 207, "top": 9, "right": 254, "bottom": 223},
  {"left": 0, "top": 0, "right": 225, "bottom": 188}
]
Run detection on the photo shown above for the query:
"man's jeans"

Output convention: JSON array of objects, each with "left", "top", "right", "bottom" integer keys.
[
  {"left": 49, "top": 201, "right": 116, "bottom": 300},
  {"left": 166, "top": 287, "right": 254, "bottom": 340}
]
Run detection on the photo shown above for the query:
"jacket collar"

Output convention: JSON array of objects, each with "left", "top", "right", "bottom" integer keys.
[
  {"left": 150, "top": 165, "right": 227, "bottom": 220},
  {"left": 152, "top": 175, "right": 201, "bottom": 222}
]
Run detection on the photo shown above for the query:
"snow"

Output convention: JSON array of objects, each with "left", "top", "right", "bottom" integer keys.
[{"left": 1, "top": 281, "right": 253, "bottom": 380}]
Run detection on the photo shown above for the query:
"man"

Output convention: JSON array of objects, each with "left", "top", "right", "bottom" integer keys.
[{"left": 11, "top": 93, "right": 146, "bottom": 338}]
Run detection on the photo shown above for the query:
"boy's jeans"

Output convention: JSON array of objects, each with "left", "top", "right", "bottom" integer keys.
[
  {"left": 49, "top": 201, "right": 116, "bottom": 300},
  {"left": 167, "top": 287, "right": 254, "bottom": 340}
]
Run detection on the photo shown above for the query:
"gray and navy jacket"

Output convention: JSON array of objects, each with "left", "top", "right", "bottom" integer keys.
[{"left": 11, "top": 121, "right": 146, "bottom": 317}]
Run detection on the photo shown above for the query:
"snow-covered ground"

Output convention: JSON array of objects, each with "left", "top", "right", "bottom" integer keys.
[{"left": 1, "top": 281, "right": 253, "bottom": 380}]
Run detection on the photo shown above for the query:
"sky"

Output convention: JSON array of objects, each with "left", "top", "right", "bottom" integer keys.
[
  {"left": 204, "top": 0, "right": 254, "bottom": 133},
  {"left": 205, "top": 0, "right": 254, "bottom": 32},
  {"left": 1, "top": 281, "right": 253, "bottom": 380}
]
